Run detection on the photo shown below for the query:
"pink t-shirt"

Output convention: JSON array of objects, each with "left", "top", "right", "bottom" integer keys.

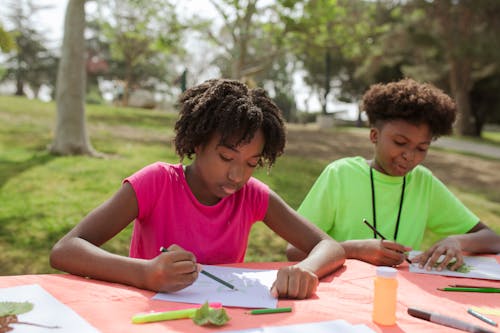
[{"left": 124, "top": 162, "right": 269, "bottom": 264}]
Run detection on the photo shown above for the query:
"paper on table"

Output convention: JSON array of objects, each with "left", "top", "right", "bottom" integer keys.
[
  {"left": 220, "top": 319, "right": 376, "bottom": 333},
  {"left": 0, "top": 284, "right": 99, "bottom": 333},
  {"left": 408, "top": 250, "right": 500, "bottom": 280},
  {"left": 153, "top": 266, "right": 278, "bottom": 308}
]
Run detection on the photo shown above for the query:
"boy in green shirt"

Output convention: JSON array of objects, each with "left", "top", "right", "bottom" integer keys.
[{"left": 287, "top": 78, "right": 500, "bottom": 271}]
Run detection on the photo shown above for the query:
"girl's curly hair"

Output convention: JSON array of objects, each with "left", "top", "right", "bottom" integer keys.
[
  {"left": 361, "top": 78, "right": 456, "bottom": 138},
  {"left": 174, "top": 78, "right": 286, "bottom": 168}
]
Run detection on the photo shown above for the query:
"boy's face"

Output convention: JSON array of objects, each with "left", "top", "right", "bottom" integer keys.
[
  {"left": 370, "top": 119, "right": 432, "bottom": 177},
  {"left": 188, "top": 130, "right": 264, "bottom": 205}
]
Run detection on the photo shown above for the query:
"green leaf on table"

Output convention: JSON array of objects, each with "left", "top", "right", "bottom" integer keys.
[
  {"left": 0, "top": 301, "right": 59, "bottom": 331},
  {"left": 432, "top": 259, "right": 472, "bottom": 273},
  {"left": 192, "top": 302, "right": 230, "bottom": 326},
  {"left": 0, "top": 302, "right": 33, "bottom": 332},
  {"left": 0, "top": 302, "right": 34, "bottom": 316},
  {"left": 454, "top": 263, "right": 472, "bottom": 273}
]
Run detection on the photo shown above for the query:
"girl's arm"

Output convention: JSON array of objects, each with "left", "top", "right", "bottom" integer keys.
[
  {"left": 49, "top": 182, "right": 199, "bottom": 292},
  {"left": 263, "top": 190, "right": 345, "bottom": 299}
]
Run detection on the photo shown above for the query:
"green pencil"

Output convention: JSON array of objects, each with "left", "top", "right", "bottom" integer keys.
[
  {"left": 438, "top": 287, "right": 500, "bottom": 293},
  {"left": 248, "top": 307, "right": 292, "bottom": 315}
]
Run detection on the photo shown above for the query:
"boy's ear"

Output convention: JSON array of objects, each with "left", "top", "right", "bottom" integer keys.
[{"left": 369, "top": 127, "right": 378, "bottom": 144}]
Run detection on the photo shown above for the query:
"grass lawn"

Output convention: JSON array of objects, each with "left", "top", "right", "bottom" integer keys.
[{"left": 1, "top": 95, "right": 499, "bottom": 275}]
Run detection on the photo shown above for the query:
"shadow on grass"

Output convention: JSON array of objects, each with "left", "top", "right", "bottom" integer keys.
[
  {"left": 0, "top": 208, "right": 64, "bottom": 274},
  {"left": 0, "top": 150, "right": 55, "bottom": 189}
]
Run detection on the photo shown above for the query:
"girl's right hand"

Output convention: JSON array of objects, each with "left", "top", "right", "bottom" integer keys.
[{"left": 143, "top": 244, "right": 200, "bottom": 292}]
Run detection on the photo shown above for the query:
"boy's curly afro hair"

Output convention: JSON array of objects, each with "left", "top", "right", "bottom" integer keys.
[
  {"left": 361, "top": 78, "right": 456, "bottom": 138},
  {"left": 174, "top": 78, "right": 286, "bottom": 168}
]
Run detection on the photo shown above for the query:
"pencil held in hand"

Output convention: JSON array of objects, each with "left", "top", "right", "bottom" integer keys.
[
  {"left": 362, "top": 219, "right": 412, "bottom": 264},
  {"left": 159, "top": 246, "right": 238, "bottom": 291}
]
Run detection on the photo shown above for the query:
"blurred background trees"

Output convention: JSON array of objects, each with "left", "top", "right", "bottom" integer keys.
[
  {"left": 1, "top": 0, "right": 500, "bottom": 155},
  {"left": 1, "top": 1, "right": 58, "bottom": 98}
]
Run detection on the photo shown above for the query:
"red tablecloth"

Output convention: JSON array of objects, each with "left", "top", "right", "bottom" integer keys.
[{"left": 1, "top": 259, "right": 499, "bottom": 333}]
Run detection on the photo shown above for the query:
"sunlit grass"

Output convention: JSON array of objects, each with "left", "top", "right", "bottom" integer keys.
[
  {"left": 482, "top": 131, "right": 500, "bottom": 144},
  {"left": 0, "top": 96, "right": 179, "bottom": 274}
]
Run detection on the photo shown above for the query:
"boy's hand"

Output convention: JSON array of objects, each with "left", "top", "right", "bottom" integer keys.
[
  {"left": 143, "top": 244, "right": 200, "bottom": 293},
  {"left": 270, "top": 265, "right": 318, "bottom": 299},
  {"left": 413, "top": 238, "right": 463, "bottom": 271},
  {"left": 346, "top": 239, "right": 410, "bottom": 266}
]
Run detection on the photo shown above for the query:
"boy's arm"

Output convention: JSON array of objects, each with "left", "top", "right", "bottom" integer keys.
[
  {"left": 287, "top": 236, "right": 410, "bottom": 267},
  {"left": 415, "top": 222, "right": 500, "bottom": 271},
  {"left": 457, "top": 221, "right": 500, "bottom": 253}
]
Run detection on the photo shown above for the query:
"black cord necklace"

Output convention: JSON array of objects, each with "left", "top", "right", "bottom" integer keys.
[{"left": 369, "top": 166, "right": 406, "bottom": 241}]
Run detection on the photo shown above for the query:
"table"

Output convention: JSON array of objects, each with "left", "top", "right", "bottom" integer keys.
[{"left": 1, "top": 259, "right": 499, "bottom": 333}]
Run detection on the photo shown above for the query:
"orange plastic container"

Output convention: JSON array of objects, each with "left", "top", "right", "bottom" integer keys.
[{"left": 372, "top": 266, "right": 398, "bottom": 325}]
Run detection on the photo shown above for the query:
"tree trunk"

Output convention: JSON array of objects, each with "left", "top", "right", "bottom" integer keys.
[
  {"left": 15, "top": 78, "right": 24, "bottom": 96},
  {"left": 453, "top": 87, "right": 476, "bottom": 136},
  {"left": 436, "top": 2, "right": 478, "bottom": 137},
  {"left": 322, "top": 50, "right": 332, "bottom": 115},
  {"left": 449, "top": 60, "right": 477, "bottom": 137},
  {"left": 49, "top": 0, "right": 96, "bottom": 155}
]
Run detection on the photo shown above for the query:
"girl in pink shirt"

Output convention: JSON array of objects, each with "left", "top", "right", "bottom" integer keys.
[{"left": 50, "top": 78, "right": 345, "bottom": 299}]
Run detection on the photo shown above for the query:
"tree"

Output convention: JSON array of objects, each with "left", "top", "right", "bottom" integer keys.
[
  {"left": 370, "top": 0, "right": 500, "bottom": 136},
  {"left": 49, "top": 0, "right": 96, "bottom": 156},
  {"left": 207, "top": 0, "right": 283, "bottom": 81},
  {"left": 93, "top": 0, "right": 185, "bottom": 106},
  {"left": 279, "top": 0, "right": 374, "bottom": 114},
  {"left": 0, "top": 22, "right": 15, "bottom": 52},
  {"left": 470, "top": 74, "right": 500, "bottom": 130},
  {"left": 421, "top": 1, "right": 500, "bottom": 136},
  {"left": 1, "top": 1, "right": 57, "bottom": 97},
  {"left": 255, "top": 53, "right": 298, "bottom": 121}
]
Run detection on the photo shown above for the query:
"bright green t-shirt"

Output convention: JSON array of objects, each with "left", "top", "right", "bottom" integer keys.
[{"left": 298, "top": 156, "right": 479, "bottom": 250}]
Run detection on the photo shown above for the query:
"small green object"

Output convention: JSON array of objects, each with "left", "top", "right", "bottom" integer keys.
[
  {"left": 432, "top": 259, "right": 472, "bottom": 273},
  {"left": 192, "top": 302, "right": 230, "bottom": 326},
  {"left": 250, "top": 307, "right": 292, "bottom": 315},
  {"left": 440, "top": 287, "right": 500, "bottom": 293},
  {"left": 132, "top": 308, "right": 197, "bottom": 324},
  {"left": 454, "top": 263, "right": 472, "bottom": 273},
  {"left": 131, "top": 301, "right": 230, "bottom": 325},
  {"left": 0, "top": 302, "right": 34, "bottom": 316}
]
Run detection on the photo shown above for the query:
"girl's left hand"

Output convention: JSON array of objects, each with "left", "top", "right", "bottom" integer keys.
[
  {"left": 270, "top": 265, "right": 319, "bottom": 299},
  {"left": 413, "top": 237, "right": 464, "bottom": 271}
]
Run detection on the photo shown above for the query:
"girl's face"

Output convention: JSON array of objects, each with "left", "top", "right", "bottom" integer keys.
[
  {"left": 370, "top": 119, "right": 432, "bottom": 177},
  {"left": 187, "top": 130, "right": 264, "bottom": 205}
]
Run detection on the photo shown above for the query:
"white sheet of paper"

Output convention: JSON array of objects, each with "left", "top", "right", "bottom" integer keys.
[
  {"left": 0, "top": 284, "right": 99, "bottom": 333},
  {"left": 409, "top": 250, "right": 500, "bottom": 280},
  {"left": 153, "top": 266, "right": 278, "bottom": 308},
  {"left": 220, "top": 320, "right": 376, "bottom": 333}
]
